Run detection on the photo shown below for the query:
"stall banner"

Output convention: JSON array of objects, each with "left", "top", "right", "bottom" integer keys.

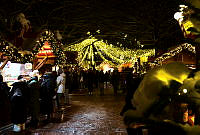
[{"left": 0, "top": 62, "right": 32, "bottom": 83}]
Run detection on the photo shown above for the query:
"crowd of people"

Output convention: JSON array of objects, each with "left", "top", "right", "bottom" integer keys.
[
  {"left": 0, "top": 69, "right": 67, "bottom": 132},
  {"left": 0, "top": 67, "right": 143, "bottom": 132},
  {"left": 65, "top": 67, "right": 142, "bottom": 95}
]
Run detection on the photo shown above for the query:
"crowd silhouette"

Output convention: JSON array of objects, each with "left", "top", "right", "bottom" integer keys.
[{"left": 0, "top": 67, "right": 143, "bottom": 132}]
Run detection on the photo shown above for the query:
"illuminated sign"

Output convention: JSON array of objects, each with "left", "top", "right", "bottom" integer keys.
[{"left": 25, "top": 63, "right": 32, "bottom": 69}]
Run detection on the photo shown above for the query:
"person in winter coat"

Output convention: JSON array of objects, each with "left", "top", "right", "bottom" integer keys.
[
  {"left": 0, "top": 75, "right": 11, "bottom": 127},
  {"left": 40, "top": 72, "right": 56, "bottom": 121},
  {"left": 56, "top": 70, "right": 66, "bottom": 108},
  {"left": 10, "top": 75, "right": 29, "bottom": 132},
  {"left": 27, "top": 72, "right": 40, "bottom": 128}
]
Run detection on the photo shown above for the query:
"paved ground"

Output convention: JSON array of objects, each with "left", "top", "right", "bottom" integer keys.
[
  {"left": 7, "top": 87, "right": 128, "bottom": 135},
  {"left": 32, "top": 95, "right": 127, "bottom": 135}
]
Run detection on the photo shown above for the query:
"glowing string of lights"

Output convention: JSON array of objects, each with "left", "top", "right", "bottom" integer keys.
[
  {"left": 65, "top": 36, "right": 155, "bottom": 68},
  {"left": 152, "top": 43, "right": 195, "bottom": 66},
  {"left": 94, "top": 43, "right": 124, "bottom": 63},
  {"left": 80, "top": 46, "right": 90, "bottom": 65}
]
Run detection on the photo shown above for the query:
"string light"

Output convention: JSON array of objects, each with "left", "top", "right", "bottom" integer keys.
[
  {"left": 0, "top": 40, "right": 33, "bottom": 63},
  {"left": 65, "top": 36, "right": 155, "bottom": 68},
  {"left": 151, "top": 43, "right": 195, "bottom": 66}
]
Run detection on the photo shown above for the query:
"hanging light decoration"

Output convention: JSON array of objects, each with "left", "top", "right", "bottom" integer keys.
[
  {"left": 151, "top": 43, "right": 195, "bottom": 66},
  {"left": 65, "top": 36, "right": 155, "bottom": 68}
]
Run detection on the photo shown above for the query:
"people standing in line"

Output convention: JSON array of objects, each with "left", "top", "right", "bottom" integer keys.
[
  {"left": 27, "top": 71, "right": 40, "bottom": 128},
  {"left": 56, "top": 69, "right": 67, "bottom": 109},
  {"left": 98, "top": 70, "right": 105, "bottom": 96},
  {"left": 10, "top": 75, "right": 29, "bottom": 132},
  {"left": 0, "top": 75, "right": 11, "bottom": 127}
]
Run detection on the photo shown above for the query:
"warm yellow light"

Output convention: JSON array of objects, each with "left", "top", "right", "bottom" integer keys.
[
  {"left": 155, "top": 70, "right": 187, "bottom": 85},
  {"left": 183, "top": 20, "right": 194, "bottom": 34},
  {"left": 183, "top": 89, "right": 188, "bottom": 93},
  {"left": 174, "top": 12, "right": 183, "bottom": 21},
  {"left": 65, "top": 36, "right": 155, "bottom": 68}
]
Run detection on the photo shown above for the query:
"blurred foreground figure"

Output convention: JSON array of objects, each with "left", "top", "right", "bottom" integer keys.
[
  {"left": 10, "top": 75, "right": 28, "bottom": 132},
  {"left": 123, "top": 62, "right": 200, "bottom": 135}
]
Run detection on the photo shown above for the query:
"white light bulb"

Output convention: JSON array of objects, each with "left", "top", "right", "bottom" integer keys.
[{"left": 183, "top": 89, "right": 188, "bottom": 94}]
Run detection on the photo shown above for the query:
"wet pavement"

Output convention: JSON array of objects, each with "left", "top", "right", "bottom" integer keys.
[
  {"left": 4, "top": 84, "right": 128, "bottom": 135},
  {"left": 29, "top": 94, "right": 127, "bottom": 135}
]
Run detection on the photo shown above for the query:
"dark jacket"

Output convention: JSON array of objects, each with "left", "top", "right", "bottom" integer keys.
[
  {"left": 40, "top": 74, "right": 55, "bottom": 114},
  {"left": 27, "top": 77, "right": 40, "bottom": 120},
  {"left": 0, "top": 82, "right": 11, "bottom": 126},
  {"left": 10, "top": 81, "right": 28, "bottom": 124}
]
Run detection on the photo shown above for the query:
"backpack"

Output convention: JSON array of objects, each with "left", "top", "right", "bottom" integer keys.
[{"left": 10, "top": 88, "right": 23, "bottom": 101}]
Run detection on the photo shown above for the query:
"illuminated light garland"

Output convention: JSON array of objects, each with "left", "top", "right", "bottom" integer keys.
[
  {"left": 65, "top": 36, "right": 155, "bottom": 68},
  {"left": 97, "top": 50, "right": 108, "bottom": 62},
  {"left": 94, "top": 43, "right": 124, "bottom": 63},
  {"left": 80, "top": 46, "right": 89, "bottom": 65},
  {"left": 91, "top": 45, "right": 94, "bottom": 65},
  {"left": 0, "top": 40, "right": 33, "bottom": 63},
  {"left": 151, "top": 43, "right": 195, "bottom": 66}
]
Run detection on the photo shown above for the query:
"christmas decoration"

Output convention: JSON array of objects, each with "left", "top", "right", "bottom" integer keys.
[
  {"left": 33, "top": 30, "right": 66, "bottom": 65},
  {"left": 65, "top": 36, "right": 155, "bottom": 68},
  {"left": 0, "top": 39, "right": 33, "bottom": 63},
  {"left": 151, "top": 43, "right": 195, "bottom": 66}
]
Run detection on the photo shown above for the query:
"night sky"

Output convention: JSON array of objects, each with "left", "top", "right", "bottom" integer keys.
[{"left": 0, "top": 0, "right": 186, "bottom": 50}]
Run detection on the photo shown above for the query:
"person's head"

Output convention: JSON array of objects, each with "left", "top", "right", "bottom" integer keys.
[
  {"left": 57, "top": 68, "right": 63, "bottom": 75},
  {"left": 17, "top": 75, "right": 23, "bottom": 80},
  {"left": 29, "top": 70, "right": 39, "bottom": 78}
]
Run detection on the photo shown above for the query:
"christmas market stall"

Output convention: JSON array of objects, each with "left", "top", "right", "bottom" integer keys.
[
  {"left": 32, "top": 30, "right": 66, "bottom": 73},
  {"left": 0, "top": 40, "right": 33, "bottom": 84},
  {"left": 150, "top": 43, "right": 196, "bottom": 69}
]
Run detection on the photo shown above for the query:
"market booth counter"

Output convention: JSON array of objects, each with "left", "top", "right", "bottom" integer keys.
[{"left": 0, "top": 59, "right": 32, "bottom": 129}]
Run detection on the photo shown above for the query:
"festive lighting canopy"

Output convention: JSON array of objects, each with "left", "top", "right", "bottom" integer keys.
[{"left": 65, "top": 36, "right": 155, "bottom": 68}]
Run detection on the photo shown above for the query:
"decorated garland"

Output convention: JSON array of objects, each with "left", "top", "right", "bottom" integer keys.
[
  {"left": 0, "top": 39, "right": 33, "bottom": 63},
  {"left": 65, "top": 36, "right": 155, "bottom": 68},
  {"left": 151, "top": 43, "right": 195, "bottom": 66}
]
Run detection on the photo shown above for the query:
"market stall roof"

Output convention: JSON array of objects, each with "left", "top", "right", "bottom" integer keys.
[{"left": 151, "top": 43, "right": 195, "bottom": 66}]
